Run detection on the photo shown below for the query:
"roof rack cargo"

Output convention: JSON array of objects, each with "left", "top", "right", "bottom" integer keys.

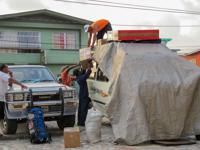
[{"left": 107, "top": 29, "right": 159, "bottom": 41}]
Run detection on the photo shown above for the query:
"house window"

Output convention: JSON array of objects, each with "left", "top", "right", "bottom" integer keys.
[
  {"left": 18, "top": 32, "right": 41, "bottom": 49},
  {"left": 0, "top": 31, "right": 41, "bottom": 49},
  {"left": 52, "top": 31, "right": 79, "bottom": 50},
  {"left": 52, "top": 33, "right": 65, "bottom": 49},
  {"left": 0, "top": 31, "right": 18, "bottom": 48}
]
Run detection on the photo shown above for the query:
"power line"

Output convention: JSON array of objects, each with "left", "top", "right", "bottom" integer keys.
[
  {"left": 112, "top": 24, "right": 200, "bottom": 27},
  {"left": 54, "top": 0, "right": 200, "bottom": 27},
  {"left": 87, "top": 0, "right": 199, "bottom": 14},
  {"left": 55, "top": 0, "right": 200, "bottom": 15}
]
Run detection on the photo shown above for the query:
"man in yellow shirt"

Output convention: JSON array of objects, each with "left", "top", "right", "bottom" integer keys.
[{"left": 84, "top": 19, "right": 112, "bottom": 48}]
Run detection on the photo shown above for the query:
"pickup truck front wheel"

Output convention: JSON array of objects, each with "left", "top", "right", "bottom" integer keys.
[
  {"left": 57, "top": 115, "right": 75, "bottom": 130},
  {"left": 0, "top": 117, "right": 18, "bottom": 134},
  {"left": 196, "top": 135, "right": 200, "bottom": 140}
]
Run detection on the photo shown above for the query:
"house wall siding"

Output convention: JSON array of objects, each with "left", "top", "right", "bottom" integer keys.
[{"left": 0, "top": 19, "right": 88, "bottom": 75}]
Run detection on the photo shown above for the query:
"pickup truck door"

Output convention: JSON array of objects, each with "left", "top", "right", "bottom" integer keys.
[{"left": 87, "top": 68, "right": 111, "bottom": 115}]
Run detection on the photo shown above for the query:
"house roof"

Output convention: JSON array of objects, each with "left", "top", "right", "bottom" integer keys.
[
  {"left": 0, "top": 9, "right": 92, "bottom": 24},
  {"left": 177, "top": 49, "right": 200, "bottom": 56}
]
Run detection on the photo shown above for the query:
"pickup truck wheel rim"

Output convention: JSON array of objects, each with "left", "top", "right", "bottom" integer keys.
[
  {"left": 1, "top": 118, "right": 18, "bottom": 134},
  {"left": 3, "top": 120, "right": 7, "bottom": 129}
]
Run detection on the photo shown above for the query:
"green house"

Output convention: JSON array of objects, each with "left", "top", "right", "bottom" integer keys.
[{"left": 0, "top": 9, "right": 91, "bottom": 75}]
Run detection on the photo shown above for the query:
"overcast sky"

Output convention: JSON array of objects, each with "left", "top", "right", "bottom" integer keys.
[{"left": 0, "top": 0, "right": 200, "bottom": 50}]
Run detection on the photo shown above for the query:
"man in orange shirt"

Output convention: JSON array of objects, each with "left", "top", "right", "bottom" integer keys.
[
  {"left": 60, "top": 64, "right": 79, "bottom": 86},
  {"left": 84, "top": 19, "right": 112, "bottom": 48}
]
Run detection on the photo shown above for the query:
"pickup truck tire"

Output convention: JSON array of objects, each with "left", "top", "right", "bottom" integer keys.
[
  {"left": 57, "top": 115, "right": 75, "bottom": 129},
  {"left": 196, "top": 135, "right": 200, "bottom": 140},
  {"left": 0, "top": 117, "right": 18, "bottom": 134}
]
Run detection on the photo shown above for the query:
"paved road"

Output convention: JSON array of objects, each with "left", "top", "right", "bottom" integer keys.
[{"left": 0, "top": 121, "right": 200, "bottom": 150}]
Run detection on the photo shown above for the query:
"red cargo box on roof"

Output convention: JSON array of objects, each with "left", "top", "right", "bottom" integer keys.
[{"left": 108, "top": 30, "right": 159, "bottom": 41}]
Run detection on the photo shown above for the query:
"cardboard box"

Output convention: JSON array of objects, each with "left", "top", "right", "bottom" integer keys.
[
  {"left": 80, "top": 59, "right": 90, "bottom": 69},
  {"left": 79, "top": 47, "right": 92, "bottom": 61},
  {"left": 64, "top": 127, "right": 80, "bottom": 148},
  {"left": 107, "top": 30, "right": 159, "bottom": 41}
]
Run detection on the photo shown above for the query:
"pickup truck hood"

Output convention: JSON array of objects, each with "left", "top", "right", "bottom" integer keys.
[{"left": 8, "top": 82, "right": 75, "bottom": 93}]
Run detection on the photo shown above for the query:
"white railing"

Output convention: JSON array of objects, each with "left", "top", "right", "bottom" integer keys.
[{"left": 0, "top": 31, "right": 41, "bottom": 49}]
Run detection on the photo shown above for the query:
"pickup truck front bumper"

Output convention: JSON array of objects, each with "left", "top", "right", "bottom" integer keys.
[{"left": 5, "top": 98, "right": 78, "bottom": 119}]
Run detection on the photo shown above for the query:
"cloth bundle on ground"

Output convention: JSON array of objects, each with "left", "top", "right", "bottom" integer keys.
[
  {"left": 94, "top": 42, "right": 200, "bottom": 145},
  {"left": 85, "top": 108, "right": 103, "bottom": 143}
]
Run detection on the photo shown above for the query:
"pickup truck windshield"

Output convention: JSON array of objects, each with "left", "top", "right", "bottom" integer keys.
[{"left": 10, "top": 67, "right": 55, "bottom": 83}]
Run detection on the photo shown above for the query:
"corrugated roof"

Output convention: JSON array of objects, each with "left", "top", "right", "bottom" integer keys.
[{"left": 0, "top": 9, "right": 92, "bottom": 24}]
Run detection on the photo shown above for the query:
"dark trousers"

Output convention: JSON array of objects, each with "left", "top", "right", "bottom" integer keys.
[
  {"left": 0, "top": 102, "right": 4, "bottom": 119},
  {"left": 77, "top": 97, "right": 90, "bottom": 126},
  {"left": 97, "top": 22, "right": 112, "bottom": 40}
]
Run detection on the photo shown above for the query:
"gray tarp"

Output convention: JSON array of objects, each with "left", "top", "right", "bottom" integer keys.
[{"left": 94, "top": 42, "right": 200, "bottom": 145}]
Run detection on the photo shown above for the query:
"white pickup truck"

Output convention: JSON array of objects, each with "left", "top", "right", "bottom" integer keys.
[{"left": 1, "top": 65, "right": 78, "bottom": 134}]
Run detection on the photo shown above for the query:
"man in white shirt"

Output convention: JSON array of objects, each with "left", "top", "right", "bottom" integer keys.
[
  {"left": 0, "top": 71, "right": 9, "bottom": 102},
  {"left": 0, "top": 64, "right": 27, "bottom": 123}
]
